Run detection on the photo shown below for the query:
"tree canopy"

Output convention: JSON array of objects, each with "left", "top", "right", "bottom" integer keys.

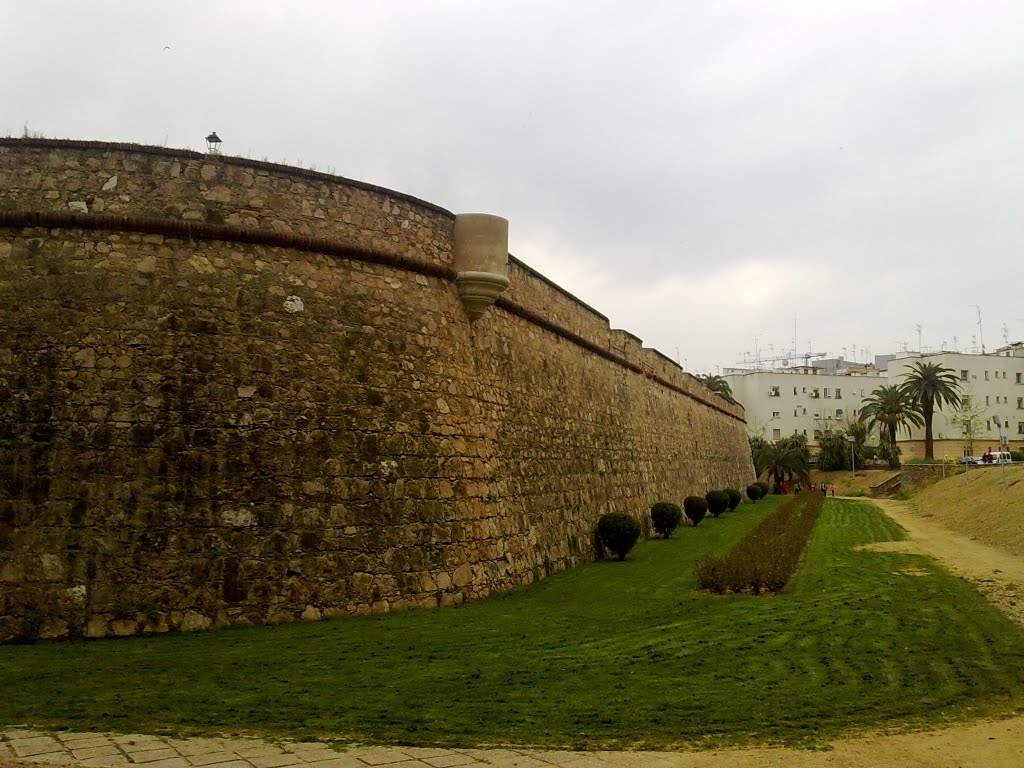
[
  {"left": 858, "top": 384, "right": 923, "bottom": 467},
  {"left": 753, "top": 440, "right": 810, "bottom": 487},
  {"left": 898, "top": 361, "right": 961, "bottom": 459}
]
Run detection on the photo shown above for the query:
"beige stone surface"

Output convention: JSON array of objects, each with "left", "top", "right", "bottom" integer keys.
[
  {"left": 0, "top": 719, "right": 1022, "bottom": 768},
  {"left": 0, "top": 140, "right": 753, "bottom": 642}
]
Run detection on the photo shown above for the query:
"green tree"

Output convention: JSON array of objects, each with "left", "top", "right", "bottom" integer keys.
[
  {"left": 753, "top": 441, "right": 810, "bottom": 488},
  {"left": 700, "top": 374, "right": 735, "bottom": 403},
  {"left": 858, "top": 384, "right": 922, "bottom": 468},
  {"left": 950, "top": 393, "right": 988, "bottom": 458},
  {"left": 843, "top": 419, "right": 871, "bottom": 470},
  {"left": 816, "top": 432, "right": 849, "bottom": 471},
  {"left": 898, "top": 361, "right": 962, "bottom": 460}
]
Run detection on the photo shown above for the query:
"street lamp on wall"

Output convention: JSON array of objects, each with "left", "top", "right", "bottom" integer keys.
[
  {"left": 848, "top": 434, "right": 856, "bottom": 479},
  {"left": 205, "top": 132, "right": 222, "bottom": 154}
]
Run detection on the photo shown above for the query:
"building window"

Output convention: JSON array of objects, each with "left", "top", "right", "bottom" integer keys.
[
  {"left": 835, "top": 388, "right": 842, "bottom": 399},
  {"left": 813, "top": 429, "right": 822, "bottom": 440},
  {"left": 1017, "top": 373, "right": 1022, "bottom": 384},
  {"left": 769, "top": 386, "right": 780, "bottom": 397},
  {"left": 793, "top": 386, "right": 798, "bottom": 395},
  {"left": 802, "top": 407, "right": 807, "bottom": 415},
  {"left": 963, "top": 395, "right": 972, "bottom": 408},
  {"left": 772, "top": 411, "right": 781, "bottom": 419},
  {"left": 794, "top": 409, "right": 799, "bottom": 417},
  {"left": 985, "top": 371, "right": 989, "bottom": 380},
  {"left": 1018, "top": 422, "right": 1024, "bottom": 435},
  {"left": 772, "top": 428, "right": 781, "bottom": 440},
  {"left": 802, "top": 387, "right": 807, "bottom": 394},
  {"left": 1017, "top": 397, "right": 1022, "bottom": 409},
  {"left": 823, "top": 388, "right": 831, "bottom": 398},
  {"left": 986, "top": 395, "right": 990, "bottom": 406},
  {"left": 836, "top": 408, "right": 844, "bottom": 419},
  {"left": 811, "top": 388, "right": 820, "bottom": 398},
  {"left": 813, "top": 411, "right": 820, "bottom": 419},
  {"left": 961, "top": 370, "right": 969, "bottom": 381}
]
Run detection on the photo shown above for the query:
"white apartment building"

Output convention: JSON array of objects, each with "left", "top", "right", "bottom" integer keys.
[{"left": 724, "top": 343, "right": 1024, "bottom": 458}]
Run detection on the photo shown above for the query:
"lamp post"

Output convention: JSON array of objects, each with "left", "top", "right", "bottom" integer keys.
[
  {"left": 205, "top": 132, "right": 222, "bottom": 154},
  {"left": 848, "top": 434, "right": 856, "bottom": 479}
]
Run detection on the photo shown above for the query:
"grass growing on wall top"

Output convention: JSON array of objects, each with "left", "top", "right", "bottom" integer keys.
[{"left": 2, "top": 497, "right": 1024, "bottom": 749}]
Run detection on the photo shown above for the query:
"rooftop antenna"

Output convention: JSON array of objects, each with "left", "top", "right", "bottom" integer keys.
[
  {"left": 914, "top": 323, "right": 922, "bottom": 353},
  {"left": 952, "top": 335, "right": 958, "bottom": 352},
  {"left": 970, "top": 305, "right": 985, "bottom": 353},
  {"left": 1002, "top": 323, "right": 1010, "bottom": 345}
]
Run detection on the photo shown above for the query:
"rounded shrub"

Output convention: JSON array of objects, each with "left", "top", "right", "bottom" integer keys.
[
  {"left": 650, "top": 502, "right": 683, "bottom": 539},
  {"left": 706, "top": 489, "right": 730, "bottom": 518},
  {"left": 596, "top": 512, "right": 642, "bottom": 561},
  {"left": 683, "top": 495, "right": 708, "bottom": 526},
  {"left": 755, "top": 480, "right": 770, "bottom": 497},
  {"left": 746, "top": 483, "right": 764, "bottom": 502},
  {"left": 725, "top": 487, "right": 742, "bottom": 510}
]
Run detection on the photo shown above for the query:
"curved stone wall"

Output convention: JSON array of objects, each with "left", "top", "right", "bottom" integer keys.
[{"left": 0, "top": 140, "right": 753, "bottom": 641}]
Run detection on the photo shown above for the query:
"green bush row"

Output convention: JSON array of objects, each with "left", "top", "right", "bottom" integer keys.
[
  {"left": 694, "top": 491, "right": 823, "bottom": 594},
  {"left": 595, "top": 486, "right": 747, "bottom": 561}
]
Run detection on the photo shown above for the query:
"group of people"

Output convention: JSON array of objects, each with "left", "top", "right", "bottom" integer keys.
[{"left": 773, "top": 480, "right": 835, "bottom": 497}]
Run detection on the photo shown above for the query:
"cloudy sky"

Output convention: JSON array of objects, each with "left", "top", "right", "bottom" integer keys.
[{"left": 3, "top": 1, "right": 1021, "bottom": 372}]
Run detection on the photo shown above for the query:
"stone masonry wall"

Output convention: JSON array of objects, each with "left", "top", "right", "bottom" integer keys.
[{"left": 0, "top": 140, "right": 753, "bottom": 641}]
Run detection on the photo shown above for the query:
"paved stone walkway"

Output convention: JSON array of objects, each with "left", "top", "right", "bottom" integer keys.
[
  {"left": 6, "top": 721, "right": 1024, "bottom": 768},
  {"left": 0, "top": 728, "right": 648, "bottom": 768}
]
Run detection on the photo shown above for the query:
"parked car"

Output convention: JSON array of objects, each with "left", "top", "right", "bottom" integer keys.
[{"left": 957, "top": 456, "right": 980, "bottom": 465}]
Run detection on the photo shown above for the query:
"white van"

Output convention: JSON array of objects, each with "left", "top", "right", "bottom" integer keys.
[{"left": 979, "top": 451, "right": 1013, "bottom": 465}]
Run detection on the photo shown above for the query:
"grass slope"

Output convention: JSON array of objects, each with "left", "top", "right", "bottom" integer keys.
[
  {"left": 2, "top": 497, "right": 1023, "bottom": 749},
  {"left": 906, "top": 463, "right": 1024, "bottom": 557}
]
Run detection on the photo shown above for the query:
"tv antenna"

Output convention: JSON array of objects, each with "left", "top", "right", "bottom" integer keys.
[{"left": 970, "top": 305, "right": 984, "bottom": 353}]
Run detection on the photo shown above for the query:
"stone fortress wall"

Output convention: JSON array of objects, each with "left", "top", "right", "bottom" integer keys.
[{"left": 0, "top": 139, "right": 754, "bottom": 641}]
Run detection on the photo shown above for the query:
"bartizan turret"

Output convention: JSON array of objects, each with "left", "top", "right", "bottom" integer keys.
[{"left": 453, "top": 213, "right": 509, "bottom": 321}]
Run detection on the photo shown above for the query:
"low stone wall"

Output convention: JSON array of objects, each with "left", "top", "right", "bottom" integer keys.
[
  {"left": 0, "top": 140, "right": 754, "bottom": 641},
  {"left": 898, "top": 463, "right": 963, "bottom": 491}
]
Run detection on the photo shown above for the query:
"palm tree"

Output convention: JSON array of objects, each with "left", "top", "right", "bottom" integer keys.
[
  {"left": 858, "top": 385, "right": 923, "bottom": 468},
  {"left": 898, "top": 361, "right": 962, "bottom": 460},
  {"left": 754, "top": 441, "right": 810, "bottom": 489},
  {"left": 700, "top": 374, "right": 734, "bottom": 402}
]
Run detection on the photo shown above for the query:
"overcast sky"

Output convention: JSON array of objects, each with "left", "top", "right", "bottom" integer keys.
[{"left": 3, "top": 1, "right": 1021, "bottom": 372}]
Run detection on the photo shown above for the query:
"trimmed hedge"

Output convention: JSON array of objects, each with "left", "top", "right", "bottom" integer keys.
[
  {"left": 650, "top": 502, "right": 683, "bottom": 539},
  {"left": 597, "top": 513, "right": 642, "bottom": 561},
  {"left": 725, "top": 488, "right": 742, "bottom": 510},
  {"left": 683, "top": 496, "right": 708, "bottom": 526},
  {"left": 746, "top": 483, "right": 764, "bottom": 502},
  {"left": 695, "top": 492, "right": 823, "bottom": 594},
  {"left": 706, "top": 490, "right": 730, "bottom": 518},
  {"left": 755, "top": 480, "right": 770, "bottom": 497}
]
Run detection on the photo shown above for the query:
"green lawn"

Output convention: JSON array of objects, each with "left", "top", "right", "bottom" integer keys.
[{"left": 3, "top": 497, "right": 1024, "bottom": 749}]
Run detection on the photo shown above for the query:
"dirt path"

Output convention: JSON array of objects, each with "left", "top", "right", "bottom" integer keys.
[{"left": 4, "top": 498, "right": 1024, "bottom": 768}]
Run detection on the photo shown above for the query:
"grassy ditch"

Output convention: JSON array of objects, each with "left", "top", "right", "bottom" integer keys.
[
  {"left": 2, "top": 497, "right": 1024, "bottom": 749},
  {"left": 695, "top": 492, "right": 822, "bottom": 594}
]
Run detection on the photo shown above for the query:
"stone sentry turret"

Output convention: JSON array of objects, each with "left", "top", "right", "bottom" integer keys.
[{"left": 453, "top": 213, "right": 509, "bottom": 321}]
